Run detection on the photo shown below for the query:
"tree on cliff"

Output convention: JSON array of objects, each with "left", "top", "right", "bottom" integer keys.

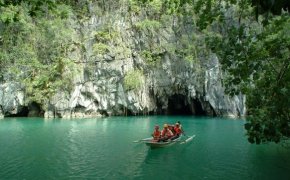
[
  {"left": 217, "top": 13, "right": 290, "bottom": 144},
  {"left": 134, "top": 0, "right": 290, "bottom": 144},
  {"left": 211, "top": 1, "right": 290, "bottom": 144}
]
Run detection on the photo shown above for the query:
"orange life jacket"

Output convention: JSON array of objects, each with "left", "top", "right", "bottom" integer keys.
[
  {"left": 161, "top": 129, "right": 173, "bottom": 137},
  {"left": 153, "top": 130, "right": 161, "bottom": 139},
  {"left": 174, "top": 126, "right": 182, "bottom": 135},
  {"left": 169, "top": 125, "right": 176, "bottom": 134}
]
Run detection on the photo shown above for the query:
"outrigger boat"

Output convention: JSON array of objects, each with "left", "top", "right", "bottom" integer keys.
[
  {"left": 145, "top": 136, "right": 182, "bottom": 148},
  {"left": 134, "top": 135, "right": 196, "bottom": 148}
]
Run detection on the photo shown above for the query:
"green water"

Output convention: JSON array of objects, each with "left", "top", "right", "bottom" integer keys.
[{"left": 0, "top": 116, "right": 290, "bottom": 180}]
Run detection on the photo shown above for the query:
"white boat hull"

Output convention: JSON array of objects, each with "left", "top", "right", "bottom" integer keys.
[{"left": 145, "top": 136, "right": 182, "bottom": 148}]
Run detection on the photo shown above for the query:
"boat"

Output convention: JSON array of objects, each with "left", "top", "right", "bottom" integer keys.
[
  {"left": 136, "top": 135, "right": 195, "bottom": 148},
  {"left": 145, "top": 136, "right": 182, "bottom": 148}
]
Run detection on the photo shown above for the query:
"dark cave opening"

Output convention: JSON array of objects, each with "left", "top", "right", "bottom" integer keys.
[
  {"left": 28, "top": 102, "right": 44, "bottom": 117},
  {"left": 192, "top": 98, "right": 207, "bottom": 116},
  {"left": 115, "top": 105, "right": 134, "bottom": 116},
  {"left": 98, "top": 110, "right": 109, "bottom": 116},
  {"left": 168, "top": 94, "right": 191, "bottom": 115},
  {"left": 5, "top": 102, "right": 44, "bottom": 117},
  {"left": 5, "top": 106, "right": 29, "bottom": 117},
  {"left": 167, "top": 94, "right": 206, "bottom": 116}
]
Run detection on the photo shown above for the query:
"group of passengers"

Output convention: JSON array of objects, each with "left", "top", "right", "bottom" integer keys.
[{"left": 151, "top": 121, "right": 183, "bottom": 142}]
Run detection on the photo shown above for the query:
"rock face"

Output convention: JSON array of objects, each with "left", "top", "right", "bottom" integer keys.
[
  {"left": 0, "top": 3, "right": 246, "bottom": 119},
  {"left": 0, "top": 83, "right": 27, "bottom": 118}
]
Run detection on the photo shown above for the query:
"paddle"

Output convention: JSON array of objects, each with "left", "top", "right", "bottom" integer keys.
[
  {"left": 181, "top": 125, "right": 193, "bottom": 137},
  {"left": 133, "top": 137, "right": 152, "bottom": 143}
]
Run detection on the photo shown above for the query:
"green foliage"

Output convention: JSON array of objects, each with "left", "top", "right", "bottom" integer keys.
[
  {"left": 93, "top": 29, "right": 119, "bottom": 57},
  {"left": 148, "top": 0, "right": 162, "bottom": 13},
  {"left": 135, "top": 19, "right": 161, "bottom": 31},
  {"left": 23, "top": 57, "right": 77, "bottom": 104},
  {"left": 244, "top": 14, "right": 290, "bottom": 144},
  {"left": 94, "top": 31, "right": 112, "bottom": 42},
  {"left": 209, "top": 10, "right": 290, "bottom": 144},
  {"left": 60, "top": 0, "right": 90, "bottom": 18},
  {"left": 0, "top": 5, "right": 19, "bottom": 24},
  {"left": 53, "top": 4, "right": 73, "bottom": 19},
  {"left": 129, "top": 0, "right": 164, "bottom": 15},
  {"left": 93, "top": 43, "right": 109, "bottom": 55},
  {"left": 124, "top": 69, "right": 144, "bottom": 90},
  {"left": 194, "top": 0, "right": 290, "bottom": 144},
  {"left": 128, "top": 0, "right": 141, "bottom": 14},
  {"left": 94, "top": 30, "right": 119, "bottom": 43},
  {"left": 0, "top": 1, "right": 78, "bottom": 107},
  {"left": 177, "top": 35, "right": 199, "bottom": 61},
  {"left": 141, "top": 50, "right": 161, "bottom": 67}
]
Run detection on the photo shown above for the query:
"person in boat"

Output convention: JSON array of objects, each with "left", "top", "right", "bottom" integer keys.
[
  {"left": 168, "top": 124, "right": 176, "bottom": 135},
  {"left": 177, "top": 121, "right": 184, "bottom": 134},
  {"left": 151, "top": 125, "right": 161, "bottom": 141},
  {"left": 159, "top": 124, "right": 174, "bottom": 142},
  {"left": 170, "top": 123, "right": 182, "bottom": 140}
]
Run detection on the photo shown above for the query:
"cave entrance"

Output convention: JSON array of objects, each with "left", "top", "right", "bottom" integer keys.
[
  {"left": 4, "top": 102, "right": 44, "bottom": 117},
  {"left": 28, "top": 102, "right": 44, "bottom": 117},
  {"left": 192, "top": 99, "right": 207, "bottom": 116},
  {"left": 5, "top": 106, "right": 29, "bottom": 117},
  {"left": 168, "top": 94, "right": 191, "bottom": 115},
  {"left": 167, "top": 94, "right": 206, "bottom": 116}
]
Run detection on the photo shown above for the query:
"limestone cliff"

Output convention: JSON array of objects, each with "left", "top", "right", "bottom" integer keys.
[{"left": 0, "top": 2, "right": 246, "bottom": 118}]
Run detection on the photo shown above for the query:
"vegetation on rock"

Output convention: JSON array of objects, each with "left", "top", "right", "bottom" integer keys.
[
  {"left": 0, "top": 0, "right": 289, "bottom": 144},
  {"left": 124, "top": 69, "right": 144, "bottom": 90},
  {"left": 0, "top": 0, "right": 78, "bottom": 107}
]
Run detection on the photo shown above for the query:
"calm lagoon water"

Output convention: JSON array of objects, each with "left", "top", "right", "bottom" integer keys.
[{"left": 0, "top": 116, "right": 290, "bottom": 180}]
